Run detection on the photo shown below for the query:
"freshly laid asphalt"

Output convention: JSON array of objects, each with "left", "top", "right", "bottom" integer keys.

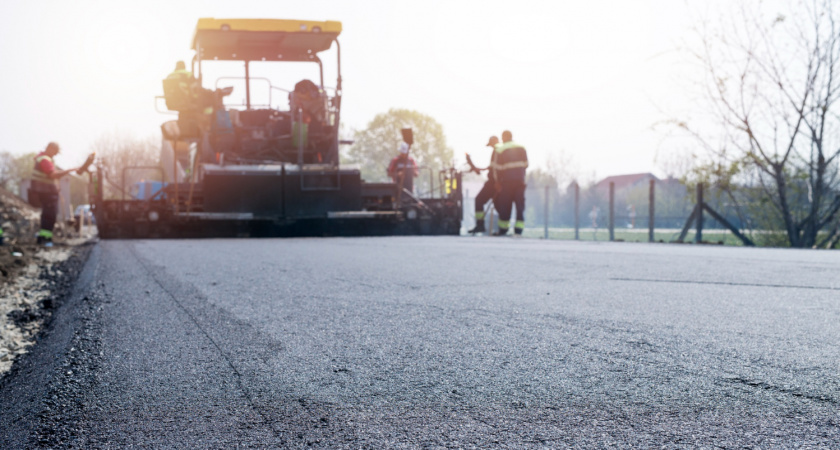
[{"left": 2, "top": 237, "right": 840, "bottom": 448}]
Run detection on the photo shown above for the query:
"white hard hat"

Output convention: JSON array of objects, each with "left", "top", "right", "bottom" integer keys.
[{"left": 398, "top": 142, "right": 410, "bottom": 154}]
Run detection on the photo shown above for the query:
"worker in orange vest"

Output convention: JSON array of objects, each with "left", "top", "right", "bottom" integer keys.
[
  {"left": 388, "top": 142, "right": 420, "bottom": 195},
  {"left": 30, "top": 142, "right": 79, "bottom": 246}
]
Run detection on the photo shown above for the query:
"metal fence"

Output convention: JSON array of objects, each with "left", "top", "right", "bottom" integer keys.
[{"left": 463, "top": 180, "right": 756, "bottom": 245}]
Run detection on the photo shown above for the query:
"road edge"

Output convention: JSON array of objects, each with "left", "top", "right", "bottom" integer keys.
[{"left": 0, "top": 242, "right": 98, "bottom": 448}]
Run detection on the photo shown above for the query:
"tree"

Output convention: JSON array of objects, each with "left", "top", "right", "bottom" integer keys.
[
  {"left": 0, "top": 151, "right": 38, "bottom": 196},
  {"left": 524, "top": 151, "right": 582, "bottom": 228},
  {"left": 685, "top": 0, "right": 840, "bottom": 248},
  {"left": 345, "top": 109, "right": 453, "bottom": 195}
]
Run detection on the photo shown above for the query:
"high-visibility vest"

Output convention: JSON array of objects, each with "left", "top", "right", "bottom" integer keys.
[
  {"left": 166, "top": 69, "right": 195, "bottom": 92},
  {"left": 163, "top": 69, "right": 198, "bottom": 111},
  {"left": 494, "top": 141, "right": 528, "bottom": 183},
  {"left": 31, "top": 154, "right": 57, "bottom": 188}
]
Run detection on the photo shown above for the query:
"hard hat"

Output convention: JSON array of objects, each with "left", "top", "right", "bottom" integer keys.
[
  {"left": 486, "top": 136, "right": 499, "bottom": 147},
  {"left": 398, "top": 142, "right": 410, "bottom": 154}
]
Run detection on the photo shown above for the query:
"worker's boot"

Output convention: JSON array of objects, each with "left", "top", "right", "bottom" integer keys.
[
  {"left": 514, "top": 220, "right": 524, "bottom": 237},
  {"left": 468, "top": 220, "right": 486, "bottom": 234},
  {"left": 37, "top": 229, "right": 54, "bottom": 247},
  {"left": 492, "top": 228, "right": 509, "bottom": 236},
  {"left": 37, "top": 235, "right": 53, "bottom": 247}
]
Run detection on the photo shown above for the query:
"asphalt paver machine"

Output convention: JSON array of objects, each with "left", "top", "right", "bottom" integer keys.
[{"left": 92, "top": 18, "right": 462, "bottom": 238}]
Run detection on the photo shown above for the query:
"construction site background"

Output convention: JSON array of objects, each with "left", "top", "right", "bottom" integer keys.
[{"left": 461, "top": 172, "right": 814, "bottom": 247}]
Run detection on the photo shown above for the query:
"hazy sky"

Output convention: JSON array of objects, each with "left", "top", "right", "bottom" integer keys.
[{"left": 0, "top": 0, "right": 715, "bottom": 180}]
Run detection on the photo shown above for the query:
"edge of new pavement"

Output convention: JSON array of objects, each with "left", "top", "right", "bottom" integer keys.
[{"left": 0, "top": 241, "right": 97, "bottom": 449}]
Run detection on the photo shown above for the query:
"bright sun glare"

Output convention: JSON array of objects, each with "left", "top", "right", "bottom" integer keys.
[{"left": 90, "top": 22, "right": 153, "bottom": 77}]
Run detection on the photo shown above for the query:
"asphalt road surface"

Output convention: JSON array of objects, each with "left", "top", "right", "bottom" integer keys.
[{"left": 3, "top": 237, "right": 840, "bottom": 448}]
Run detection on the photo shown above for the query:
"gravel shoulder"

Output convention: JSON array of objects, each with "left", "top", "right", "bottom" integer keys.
[
  {"left": 1, "top": 245, "right": 76, "bottom": 374},
  {"left": 0, "top": 242, "right": 94, "bottom": 447}
]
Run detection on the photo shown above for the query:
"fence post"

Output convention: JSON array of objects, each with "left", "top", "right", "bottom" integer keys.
[
  {"left": 609, "top": 181, "right": 615, "bottom": 241},
  {"left": 465, "top": 188, "right": 470, "bottom": 231},
  {"left": 695, "top": 182, "right": 704, "bottom": 243},
  {"left": 648, "top": 179, "right": 655, "bottom": 242},
  {"left": 544, "top": 185, "right": 549, "bottom": 239},
  {"left": 574, "top": 182, "right": 580, "bottom": 240}
]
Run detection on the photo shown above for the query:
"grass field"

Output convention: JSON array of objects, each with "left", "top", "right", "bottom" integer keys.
[{"left": 519, "top": 227, "right": 749, "bottom": 246}]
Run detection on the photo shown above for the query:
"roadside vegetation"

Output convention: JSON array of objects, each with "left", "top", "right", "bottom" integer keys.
[{"left": 672, "top": 0, "right": 840, "bottom": 249}]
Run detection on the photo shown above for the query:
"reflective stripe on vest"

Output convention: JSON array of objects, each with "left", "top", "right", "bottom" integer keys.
[
  {"left": 495, "top": 160, "right": 529, "bottom": 171},
  {"left": 31, "top": 155, "right": 57, "bottom": 186},
  {"left": 494, "top": 142, "right": 528, "bottom": 183}
]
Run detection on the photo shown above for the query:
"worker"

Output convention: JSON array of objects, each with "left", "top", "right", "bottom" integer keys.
[
  {"left": 163, "top": 61, "right": 199, "bottom": 111},
  {"left": 164, "top": 61, "right": 225, "bottom": 115},
  {"left": 30, "top": 142, "right": 79, "bottom": 246},
  {"left": 167, "top": 60, "right": 192, "bottom": 83},
  {"left": 492, "top": 130, "right": 528, "bottom": 236},
  {"left": 466, "top": 136, "right": 500, "bottom": 234},
  {"left": 388, "top": 142, "right": 419, "bottom": 195}
]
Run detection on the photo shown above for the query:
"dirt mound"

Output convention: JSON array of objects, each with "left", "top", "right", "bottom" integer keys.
[
  {"left": 0, "top": 187, "right": 39, "bottom": 245},
  {"left": 0, "top": 188, "right": 88, "bottom": 375},
  {"left": 0, "top": 189, "right": 41, "bottom": 289}
]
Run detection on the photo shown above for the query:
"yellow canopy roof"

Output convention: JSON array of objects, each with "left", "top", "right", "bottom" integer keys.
[{"left": 192, "top": 18, "right": 342, "bottom": 61}]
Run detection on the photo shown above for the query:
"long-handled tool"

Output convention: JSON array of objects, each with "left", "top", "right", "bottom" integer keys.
[{"left": 76, "top": 152, "right": 96, "bottom": 175}]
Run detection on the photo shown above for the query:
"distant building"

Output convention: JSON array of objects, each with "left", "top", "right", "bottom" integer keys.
[{"left": 594, "top": 172, "right": 658, "bottom": 194}]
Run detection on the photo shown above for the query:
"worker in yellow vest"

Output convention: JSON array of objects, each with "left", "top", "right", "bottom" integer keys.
[
  {"left": 492, "top": 130, "right": 528, "bottom": 236},
  {"left": 30, "top": 142, "right": 79, "bottom": 246},
  {"left": 164, "top": 61, "right": 202, "bottom": 112}
]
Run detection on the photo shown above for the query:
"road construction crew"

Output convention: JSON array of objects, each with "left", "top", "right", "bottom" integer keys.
[
  {"left": 388, "top": 142, "right": 419, "bottom": 194},
  {"left": 30, "top": 142, "right": 79, "bottom": 246},
  {"left": 467, "top": 136, "right": 500, "bottom": 234},
  {"left": 493, "top": 130, "right": 528, "bottom": 236}
]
